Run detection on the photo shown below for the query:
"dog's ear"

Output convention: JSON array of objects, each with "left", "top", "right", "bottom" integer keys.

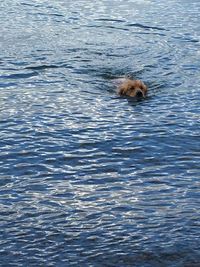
[
  {"left": 143, "top": 84, "right": 148, "bottom": 95},
  {"left": 140, "top": 81, "right": 148, "bottom": 95},
  {"left": 118, "top": 83, "right": 128, "bottom": 95},
  {"left": 118, "top": 80, "right": 132, "bottom": 95},
  {"left": 118, "top": 86, "right": 126, "bottom": 95}
]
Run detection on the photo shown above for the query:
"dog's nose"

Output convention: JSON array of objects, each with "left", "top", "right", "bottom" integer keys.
[{"left": 136, "top": 90, "right": 144, "bottom": 98}]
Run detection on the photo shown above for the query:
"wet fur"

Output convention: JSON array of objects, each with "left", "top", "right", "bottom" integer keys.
[{"left": 117, "top": 78, "right": 148, "bottom": 98}]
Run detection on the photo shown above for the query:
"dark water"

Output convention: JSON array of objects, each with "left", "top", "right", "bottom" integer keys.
[{"left": 1, "top": 0, "right": 200, "bottom": 266}]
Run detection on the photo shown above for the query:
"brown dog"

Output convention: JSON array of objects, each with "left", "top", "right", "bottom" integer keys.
[{"left": 115, "top": 78, "right": 148, "bottom": 98}]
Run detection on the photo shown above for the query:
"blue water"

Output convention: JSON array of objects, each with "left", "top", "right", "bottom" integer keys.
[{"left": 0, "top": 0, "right": 200, "bottom": 266}]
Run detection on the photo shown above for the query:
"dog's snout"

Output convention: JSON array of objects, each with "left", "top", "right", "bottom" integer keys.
[{"left": 136, "top": 90, "right": 144, "bottom": 98}]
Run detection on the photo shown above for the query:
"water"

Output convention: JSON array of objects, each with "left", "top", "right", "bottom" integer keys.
[{"left": 0, "top": 0, "right": 200, "bottom": 266}]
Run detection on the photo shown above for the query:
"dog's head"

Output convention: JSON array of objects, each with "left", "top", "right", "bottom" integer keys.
[{"left": 118, "top": 79, "right": 147, "bottom": 98}]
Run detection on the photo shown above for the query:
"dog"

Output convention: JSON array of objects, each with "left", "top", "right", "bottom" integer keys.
[{"left": 114, "top": 78, "right": 148, "bottom": 98}]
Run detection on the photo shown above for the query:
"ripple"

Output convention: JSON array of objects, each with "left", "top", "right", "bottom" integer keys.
[
  {"left": 126, "top": 23, "right": 167, "bottom": 31},
  {"left": 25, "top": 64, "right": 60, "bottom": 70},
  {"left": 1, "top": 72, "right": 38, "bottom": 79},
  {"left": 1, "top": 0, "right": 200, "bottom": 266}
]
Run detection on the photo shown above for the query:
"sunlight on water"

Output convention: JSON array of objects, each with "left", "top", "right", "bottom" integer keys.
[{"left": 0, "top": 0, "right": 200, "bottom": 266}]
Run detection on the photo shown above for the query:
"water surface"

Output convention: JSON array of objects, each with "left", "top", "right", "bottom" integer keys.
[{"left": 0, "top": 0, "right": 200, "bottom": 266}]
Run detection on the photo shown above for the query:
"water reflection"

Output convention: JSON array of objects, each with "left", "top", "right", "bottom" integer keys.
[{"left": 1, "top": 0, "right": 200, "bottom": 266}]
